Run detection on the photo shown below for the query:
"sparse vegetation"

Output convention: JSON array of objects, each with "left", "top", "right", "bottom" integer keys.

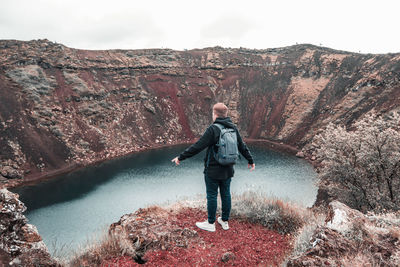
[
  {"left": 63, "top": 71, "right": 90, "bottom": 95},
  {"left": 289, "top": 213, "right": 325, "bottom": 256},
  {"left": 70, "top": 231, "right": 134, "bottom": 267},
  {"left": 339, "top": 252, "right": 385, "bottom": 267},
  {"left": 230, "top": 192, "right": 311, "bottom": 234},
  {"left": 311, "top": 111, "right": 400, "bottom": 212},
  {"left": 6, "top": 65, "right": 57, "bottom": 102}
]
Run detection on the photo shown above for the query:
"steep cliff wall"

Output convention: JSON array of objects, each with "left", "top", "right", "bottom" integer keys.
[{"left": 1, "top": 39, "right": 399, "bottom": 185}]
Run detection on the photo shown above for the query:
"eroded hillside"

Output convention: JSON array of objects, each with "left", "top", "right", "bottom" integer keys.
[{"left": 1, "top": 39, "right": 399, "bottom": 185}]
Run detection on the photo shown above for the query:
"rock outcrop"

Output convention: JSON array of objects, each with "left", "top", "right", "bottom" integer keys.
[
  {"left": 72, "top": 204, "right": 292, "bottom": 266},
  {"left": 287, "top": 201, "right": 400, "bottom": 266},
  {"left": 1, "top": 39, "right": 399, "bottom": 187},
  {"left": 0, "top": 188, "right": 58, "bottom": 266},
  {"left": 70, "top": 197, "right": 400, "bottom": 266}
]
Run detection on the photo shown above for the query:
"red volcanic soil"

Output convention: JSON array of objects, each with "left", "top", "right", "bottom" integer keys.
[{"left": 101, "top": 207, "right": 293, "bottom": 267}]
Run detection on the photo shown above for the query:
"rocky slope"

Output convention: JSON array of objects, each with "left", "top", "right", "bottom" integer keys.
[
  {"left": 1, "top": 39, "right": 400, "bottom": 186},
  {"left": 287, "top": 201, "right": 400, "bottom": 266},
  {"left": 69, "top": 195, "right": 400, "bottom": 266},
  {"left": 0, "top": 189, "right": 58, "bottom": 266}
]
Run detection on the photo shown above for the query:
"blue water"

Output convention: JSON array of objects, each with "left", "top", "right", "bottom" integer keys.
[{"left": 12, "top": 143, "right": 318, "bottom": 257}]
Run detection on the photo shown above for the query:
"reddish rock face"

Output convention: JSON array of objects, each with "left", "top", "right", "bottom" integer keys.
[
  {"left": 0, "top": 39, "right": 399, "bottom": 186},
  {"left": 0, "top": 189, "right": 59, "bottom": 266}
]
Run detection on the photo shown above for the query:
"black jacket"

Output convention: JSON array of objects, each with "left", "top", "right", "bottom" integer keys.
[{"left": 178, "top": 117, "right": 254, "bottom": 180}]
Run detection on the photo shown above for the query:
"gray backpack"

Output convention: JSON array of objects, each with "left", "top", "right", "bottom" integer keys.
[{"left": 212, "top": 123, "right": 239, "bottom": 165}]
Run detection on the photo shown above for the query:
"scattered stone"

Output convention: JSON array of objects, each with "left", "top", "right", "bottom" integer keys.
[
  {"left": 296, "top": 151, "right": 305, "bottom": 158},
  {"left": 144, "top": 103, "right": 156, "bottom": 114},
  {"left": 0, "top": 166, "right": 22, "bottom": 179},
  {"left": 181, "top": 228, "right": 198, "bottom": 238},
  {"left": 221, "top": 252, "right": 236, "bottom": 263}
]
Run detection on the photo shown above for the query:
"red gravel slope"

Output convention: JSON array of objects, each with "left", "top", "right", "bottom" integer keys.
[{"left": 102, "top": 207, "right": 292, "bottom": 266}]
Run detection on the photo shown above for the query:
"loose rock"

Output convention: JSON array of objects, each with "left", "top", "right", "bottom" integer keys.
[{"left": 221, "top": 252, "right": 236, "bottom": 263}]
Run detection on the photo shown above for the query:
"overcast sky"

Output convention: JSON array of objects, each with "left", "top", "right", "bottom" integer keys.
[{"left": 1, "top": 0, "right": 399, "bottom": 53}]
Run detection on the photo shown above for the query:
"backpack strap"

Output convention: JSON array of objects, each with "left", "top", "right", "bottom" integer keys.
[
  {"left": 212, "top": 123, "right": 225, "bottom": 148},
  {"left": 213, "top": 123, "right": 224, "bottom": 131}
]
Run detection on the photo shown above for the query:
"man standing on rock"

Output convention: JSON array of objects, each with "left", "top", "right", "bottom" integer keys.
[{"left": 172, "top": 103, "right": 255, "bottom": 232}]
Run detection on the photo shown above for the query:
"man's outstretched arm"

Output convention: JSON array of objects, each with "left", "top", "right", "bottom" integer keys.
[{"left": 172, "top": 126, "right": 215, "bottom": 165}]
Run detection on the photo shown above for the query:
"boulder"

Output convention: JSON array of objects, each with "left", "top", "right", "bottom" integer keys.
[
  {"left": 287, "top": 226, "right": 358, "bottom": 267},
  {"left": 0, "top": 166, "right": 22, "bottom": 179},
  {"left": 0, "top": 189, "right": 59, "bottom": 266},
  {"left": 325, "top": 200, "right": 368, "bottom": 235},
  {"left": 0, "top": 175, "right": 7, "bottom": 182},
  {"left": 144, "top": 103, "right": 156, "bottom": 114},
  {"left": 287, "top": 201, "right": 400, "bottom": 266}
]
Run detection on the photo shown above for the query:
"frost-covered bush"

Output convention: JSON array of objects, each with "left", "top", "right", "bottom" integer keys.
[
  {"left": 311, "top": 111, "right": 400, "bottom": 211},
  {"left": 230, "top": 192, "right": 309, "bottom": 234}
]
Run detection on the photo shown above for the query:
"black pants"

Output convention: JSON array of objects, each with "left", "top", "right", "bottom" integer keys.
[{"left": 204, "top": 174, "right": 232, "bottom": 224}]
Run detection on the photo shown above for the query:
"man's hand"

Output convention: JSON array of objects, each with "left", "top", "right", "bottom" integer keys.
[
  {"left": 248, "top": 163, "right": 255, "bottom": 171},
  {"left": 171, "top": 156, "right": 180, "bottom": 166}
]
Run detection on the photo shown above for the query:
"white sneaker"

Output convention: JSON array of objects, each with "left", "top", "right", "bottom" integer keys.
[
  {"left": 195, "top": 220, "right": 216, "bottom": 232},
  {"left": 217, "top": 217, "right": 229, "bottom": 230}
]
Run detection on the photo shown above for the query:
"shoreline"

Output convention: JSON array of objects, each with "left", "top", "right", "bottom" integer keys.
[
  {"left": 244, "top": 138, "right": 299, "bottom": 155},
  {"left": 5, "top": 138, "right": 307, "bottom": 190},
  {"left": 5, "top": 140, "right": 195, "bottom": 189}
]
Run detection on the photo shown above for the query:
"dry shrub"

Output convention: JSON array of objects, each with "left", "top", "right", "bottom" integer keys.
[
  {"left": 390, "top": 249, "right": 400, "bottom": 267},
  {"left": 347, "top": 219, "right": 374, "bottom": 244},
  {"left": 231, "top": 192, "right": 310, "bottom": 234},
  {"left": 388, "top": 226, "right": 400, "bottom": 240},
  {"left": 69, "top": 230, "right": 133, "bottom": 267},
  {"left": 290, "top": 212, "right": 325, "bottom": 257},
  {"left": 367, "top": 210, "right": 400, "bottom": 228},
  {"left": 311, "top": 111, "right": 400, "bottom": 212},
  {"left": 339, "top": 251, "right": 383, "bottom": 267},
  {"left": 47, "top": 238, "right": 74, "bottom": 265}
]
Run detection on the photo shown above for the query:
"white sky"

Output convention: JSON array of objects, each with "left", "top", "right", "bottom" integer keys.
[{"left": 1, "top": 0, "right": 399, "bottom": 53}]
